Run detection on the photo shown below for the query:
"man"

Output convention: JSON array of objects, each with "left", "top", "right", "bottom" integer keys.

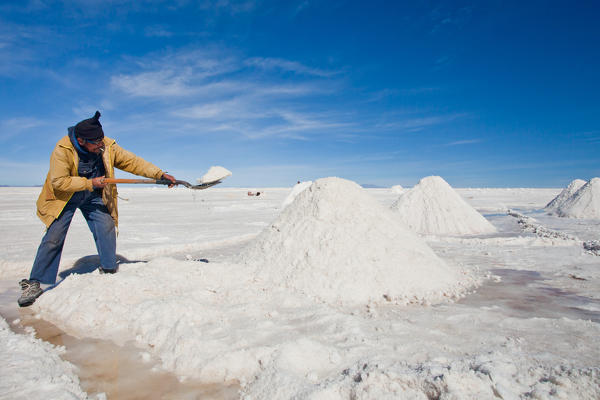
[{"left": 18, "top": 111, "right": 176, "bottom": 307}]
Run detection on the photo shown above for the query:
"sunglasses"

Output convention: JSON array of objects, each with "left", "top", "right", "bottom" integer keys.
[{"left": 84, "top": 137, "right": 103, "bottom": 145}]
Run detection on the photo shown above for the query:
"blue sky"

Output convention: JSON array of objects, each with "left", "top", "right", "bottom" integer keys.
[{"left": 1, "top": 0, "right": 598, "bottom": 187}]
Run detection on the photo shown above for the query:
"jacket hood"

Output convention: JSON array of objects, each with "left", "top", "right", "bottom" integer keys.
[{"left": 68, "top": 126, "right": 90, "bottom": 156}]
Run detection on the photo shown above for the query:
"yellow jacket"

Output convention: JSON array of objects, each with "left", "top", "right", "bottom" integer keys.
[{"left": 36, "top": 135, "right": 164, "bottom": 228}]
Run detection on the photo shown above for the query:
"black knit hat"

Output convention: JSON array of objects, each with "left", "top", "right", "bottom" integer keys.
[{"left": 74, "top": 111, "right": 104, "bottom": 140}]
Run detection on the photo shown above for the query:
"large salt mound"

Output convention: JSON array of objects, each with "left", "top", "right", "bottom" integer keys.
[
  {"left": 557, "top": 178, "right": 600, "bottom": 219},
  {"left": 390, "top": 176, "right": 497, "bottom": 235},
  {"left": 545, "top": 178, "right": 586, "bottom": 213},
  {"left": 239, "top": 177, "right": 473, "bottom": 306}
]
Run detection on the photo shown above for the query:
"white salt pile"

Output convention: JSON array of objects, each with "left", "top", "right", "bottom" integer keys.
[
  {"left": 545, "top": 178, "right": 586, "bottom": 213},
  {"left": 281, "top": 181, "right": 312, "bottom": 208},
  {"left": 390, "top": 176, "right": 497, "bottom": 235},
  {"left": 390, "top": 184, "right": 403, "bottom": 194},
  {"left": 557, "top": 178, "right": 600, "bottom": 219},
  {"left": 197, "top": 166, "right": 232, "bottom": 184},
  {"left": 239, "top": 177, "right": 474, "bottom": 306}
]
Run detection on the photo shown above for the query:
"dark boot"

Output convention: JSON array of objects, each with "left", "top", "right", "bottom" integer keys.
[{"left": 18, "top": 279, "right": 43, "bottom": 307}]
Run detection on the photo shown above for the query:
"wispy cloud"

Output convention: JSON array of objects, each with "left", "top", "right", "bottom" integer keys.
[
  {"left": 245, "top": 57, "right": 340, "bottom": 77},
  {"left": 375, "top": 113, "right": 468, "bottom": 132},
  {"left": 144, "top": 25, "right": 174, "bottom": 38},
  {"left": 200, "top": 0, "right": 260, "bottom": 14},
  {"left": 0, "top": 117, "right": 44, "bottom": 141},
  {"left": 445, "top": 139, "right": 482, "bottom": 146},
  {"left": 106, "top": 48, "right": 354, "bottom": 141},
  {"left": 579, "top": 131, "right": 600, "bottom": 144},
  {"left": 430, "top": 5, "right": 473, "bottom": 34},
  {"left": 0, "top": 21, "right": 57, "bottom": 76},
  {"left": 111, "top": 70, "right": 198, "bottom": 97}
]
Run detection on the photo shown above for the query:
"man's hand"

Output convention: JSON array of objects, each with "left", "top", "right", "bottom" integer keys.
[
  {"left": 92, "top": 176, "right": 107, "bottom": 189},
  {"left": 162, "top": 173, "right": 177, "bottom": 188}
]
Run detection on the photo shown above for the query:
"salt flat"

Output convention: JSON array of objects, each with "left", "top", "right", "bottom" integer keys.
[{"left": 0, "top": 184, "right": 598, "bottom": 399}]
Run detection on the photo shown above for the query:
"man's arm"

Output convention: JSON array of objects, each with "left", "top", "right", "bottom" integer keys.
[
  {"left": 112, "top": 143, "right": 176, "bottom": 186},
  {"left": 49, "top": 147, "right": 94, "bottom": 192}
]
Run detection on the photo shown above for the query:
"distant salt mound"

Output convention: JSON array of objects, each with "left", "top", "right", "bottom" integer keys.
[
  {"left": 545, "top": 179, "right": 586, "bottom": 213},
  {"left": 557, "top": 178, "right": 600, "bottom": 219},
  {"left": 391, "top": 184, "right": 404, "bottom": 194},
  {"left": 390, "top": 176, "right": 497, "bottom": 235},
  {"left": 282, "top": 181, "right": 312, "bottom": 208},
  {"left": 239, "top": 177, "right": 473, "bottom": 306}
]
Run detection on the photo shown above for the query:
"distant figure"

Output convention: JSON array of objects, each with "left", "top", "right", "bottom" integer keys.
[
  {"left": 247, "top": 191, "right": 262, "bottom": 196},
  {"left": 18, "top": 111, "right": 177, "bottom": 307}
]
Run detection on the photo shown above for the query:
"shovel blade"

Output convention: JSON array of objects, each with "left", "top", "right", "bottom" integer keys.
[{"left": 174, "top": 179, "right": 222, "bottom": 190}]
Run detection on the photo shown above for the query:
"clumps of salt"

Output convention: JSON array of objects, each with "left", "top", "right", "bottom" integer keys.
[
  {"left": 556, "top": 178, "right": 600, "bottom": 219},
  {"left": 545, "top": 179, "right": 586, "bottom": 213},
  {"left": 239, "top": 177, "right": 474, "bottom": 306},
  {"left": 390, "top": 176, "right": 497, "bottom": 235},
  {"left": 197, "top": 166, "right": 232, "bottom": 184}
]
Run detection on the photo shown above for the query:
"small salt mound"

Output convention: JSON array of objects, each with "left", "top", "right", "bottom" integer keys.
[
  {"left": 557, "top": 178, "right": 600, "bottom": 219},
  {"left": 282, "top": 181, "right": 312, "bottom": 208},
  {"left": 197, "top": 166, "right": 232, "bottom": 184},
  {"left": 390, "top": 176, "right": 497, "bottom": 235},
  {"left": 545, "top": 179, "right": 586, "bottom": 213},
  {"left": 239, "top": 177, "right": 473, "bottom": 306},
  {"left": 390, "top": 185, "right": 404, "bottom": 194}
]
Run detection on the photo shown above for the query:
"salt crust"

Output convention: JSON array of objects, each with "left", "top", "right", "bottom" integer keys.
[
  {"left": 545, "top": 178, "right": 586, "bottom": 212},
  {"left": 0, "top": 317, "right": 88, "bottom": 400},
  {"left": 557, "top": 177, "right": 600, "bottom": 219},
  {"left": 10, "top": 185, "right": 600, "bottom": 399},
  {"left": 242, "top": 352, "right": 600, "bottom": 400},
  {"left": 239, "top": 177, "right": 475, "bottom": 306},
  {"left": 390, "top": 176, "right": 497, "bottom": 235}
]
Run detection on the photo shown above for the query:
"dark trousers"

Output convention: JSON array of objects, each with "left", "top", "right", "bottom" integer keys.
[{"left": 29, "top": 190, "right": 116, "bottom": 284}]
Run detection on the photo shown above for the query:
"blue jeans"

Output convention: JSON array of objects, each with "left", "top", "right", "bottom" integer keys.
[{"left": 30, "top": 190, "right": 116, "bottom": 284}]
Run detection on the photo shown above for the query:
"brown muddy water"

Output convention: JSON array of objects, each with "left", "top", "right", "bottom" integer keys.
[{"left": 0, "top": 281, "right": 240, "bottom": 400}]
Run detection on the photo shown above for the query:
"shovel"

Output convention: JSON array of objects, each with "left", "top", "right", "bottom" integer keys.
[
  {"left": 103, "top": 166, "right": 232, "bottom": 190},
  {"left": 103, "top": 177, "right": 222, "bottom": 190}
]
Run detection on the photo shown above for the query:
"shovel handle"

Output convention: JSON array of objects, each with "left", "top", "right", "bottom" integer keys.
[
  {"left": 103, "top": 178, "right": 183, "bottom": 187},
  {"left": 103, "top": 178, "right": 159, "bottom": 185},
  {"left": 102, "top": 178, "right": 225, "bottom": 190}
]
